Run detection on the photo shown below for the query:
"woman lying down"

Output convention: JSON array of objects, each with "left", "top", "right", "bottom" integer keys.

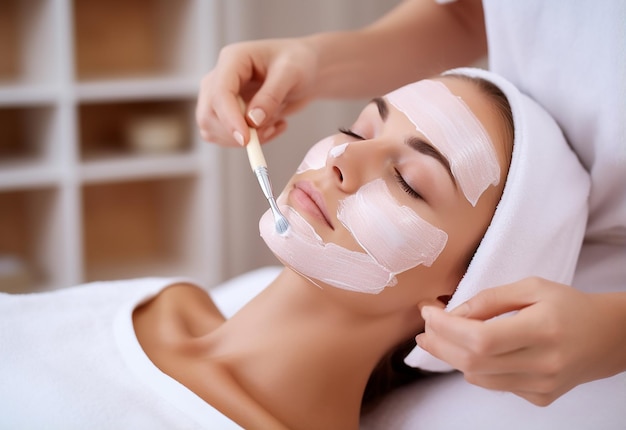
[{"left": 0, "top": 68, "right": 589, "bottom": 430}]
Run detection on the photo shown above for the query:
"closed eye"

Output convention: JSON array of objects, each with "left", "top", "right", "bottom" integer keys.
[
  {"left": 339, "top": 127, "right": 364, "bottom": 140},
  {"left": 394, "top": 169, "right": 423, "bottom": 200}
]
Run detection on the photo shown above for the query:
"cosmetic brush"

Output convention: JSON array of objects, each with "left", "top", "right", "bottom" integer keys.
[{"left": 238, "top": 97, "right": 290, "bottom": 235}]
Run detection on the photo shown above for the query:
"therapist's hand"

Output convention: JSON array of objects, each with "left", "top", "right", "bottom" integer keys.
[
  {"left": 416, "top": 277, "right": 626, "bottom": 406},
  {"left": 196, "top": 38, "right": 318, "bottom": 147}
]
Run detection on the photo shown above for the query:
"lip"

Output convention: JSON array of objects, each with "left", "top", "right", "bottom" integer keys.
[{"left": 291, "top": 181, "right": 335, "bottom": 230}]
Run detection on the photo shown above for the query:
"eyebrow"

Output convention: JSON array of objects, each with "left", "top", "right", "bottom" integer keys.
[
  {"left": 405, "top": 137, "right": 457, "bottom": 188},
  {"left": 371, "top": 97, "right": 389, "bottom": 121},
  {"left": 374, "top": 97, "right": 457, "bottom": 188}
]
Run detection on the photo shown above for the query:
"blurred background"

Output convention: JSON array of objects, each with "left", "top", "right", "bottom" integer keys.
[{"left": 0, "top": 0, "right": 400, "bottom": 293}]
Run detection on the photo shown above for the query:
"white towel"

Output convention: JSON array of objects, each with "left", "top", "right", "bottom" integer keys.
[
  {"left": 0, "top": 278, "right": 243, "bottom": 429},
  {"left": 404, "top": 68, "right": 591, "bottom": 370}
]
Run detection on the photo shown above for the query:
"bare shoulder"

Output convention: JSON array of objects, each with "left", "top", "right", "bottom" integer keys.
[{"left": 134, "top": 282, "right": 226, "bottom": 342}]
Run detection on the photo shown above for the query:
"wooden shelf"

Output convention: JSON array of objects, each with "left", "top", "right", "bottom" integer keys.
[
  {"left": 73, "top": 0, "right": 198, "bottom": 81},
  {"left": 0, "top": 0, "right": 221, "bottom": 292}
]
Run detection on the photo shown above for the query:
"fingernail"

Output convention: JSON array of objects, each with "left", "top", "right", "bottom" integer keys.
[
  {"left": 233, "top": 131, "right": 244, "bottom": 146},
  {"left": 248, "top": 108, "right": 266, "bottom": 127}
]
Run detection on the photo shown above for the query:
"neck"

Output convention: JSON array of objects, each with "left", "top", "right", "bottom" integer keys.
[{"left": 201, "top": 269, "right": 422, "bottom": 429}]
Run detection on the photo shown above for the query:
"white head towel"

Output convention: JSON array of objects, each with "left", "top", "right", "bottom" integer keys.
[{"left": 404, "top": 68, "right": 591, "bottom": 371}]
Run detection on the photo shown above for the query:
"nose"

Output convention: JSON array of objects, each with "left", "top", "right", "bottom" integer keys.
[{"left": 326, "top": 140, "right": 388, "bottom": 193}]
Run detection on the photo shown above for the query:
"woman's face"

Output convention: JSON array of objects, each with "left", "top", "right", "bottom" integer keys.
[{"left": 260, "top": 76, "right": 511, "bottom": 307}]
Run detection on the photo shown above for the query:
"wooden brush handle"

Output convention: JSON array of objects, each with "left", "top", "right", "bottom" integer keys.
[{"left": 237, "top": 96, "right": 267, "bottom": 170}]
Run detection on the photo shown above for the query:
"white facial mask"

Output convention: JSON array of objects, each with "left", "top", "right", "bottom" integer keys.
[
  {"left": 260, "top": 206, "right": 395, "bottom": 294},
  {"left": 386, "top": 80, "right": 500, "bottom": 206},
  {"left": 260, "top": 140, "right": 448, "bottom": 294},
  {"left": 338, "top": 179, "right": 447, "bottom": 274}
]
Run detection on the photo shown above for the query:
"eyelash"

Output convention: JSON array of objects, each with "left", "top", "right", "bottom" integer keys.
[
  {"left": 394, "top": 170, "right": 423, "bottom": 200},
  {"left": 338, "top": 127, "right": 364, "bottom": 140}
]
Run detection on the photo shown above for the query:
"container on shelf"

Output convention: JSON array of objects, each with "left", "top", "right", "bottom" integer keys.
[{"left": 77, "top": 99, "right": 193, "bottom": 161}]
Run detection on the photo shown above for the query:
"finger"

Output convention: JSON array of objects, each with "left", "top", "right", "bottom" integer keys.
[
  {"left": 449, "top": 279, "right": 542, "bottom": 320},
  {"left": 212, "top": 87, "right": 252, "bottom": 146},
  {"left": 196, "top": 73, "right": 218, "bottom": 138},
  {"left": 416, "top": 326, "right": 469, "bottom": 371},
  {"left": 208, "top": 50, "right": 260, "bottom": 145},
  {"left": 465, "top": 370, "right": 566, "bottom": 406},
  {"left": 196, "top": 105, "right": 245, "bottom": 146},
  {"left": 464, "top": 371, "right": 538, "bottom": 393},
  {"left": 423, "top": 306, "right": 540, "bottom": 357},
  {"left": 418, "top": 298, "right": 447, "bottom": 314},
  {"left": 196, "top": 75, "right": 249, "bottom": 147},
  {"left": 420, "top": 324, "right": 547, "bottom": 378},
  {"left": 512, "top": 387, "right": 567, "bottom": 407},
  {"left": 247, "top": 61, "right": 302, "bottom": 128},
  {"left": 423, "top": 331, "right": 549, "bottom": 377},
  {"left": 417, "top": 307, "right": 504, "bottom": 371},
  {"left": 258, "top": 119, "right": 288, "bottom": 143}
]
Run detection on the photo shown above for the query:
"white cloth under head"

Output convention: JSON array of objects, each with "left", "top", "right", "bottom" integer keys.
[
  {"left": 404, "top": 68, "right": 591, "bottom": 370},
  {"left": 0, "top": 278, "right": 243, "bottom": 429}
]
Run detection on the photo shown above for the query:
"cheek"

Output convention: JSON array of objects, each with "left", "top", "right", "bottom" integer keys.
[
  {"left": 263, "top": 179, "right": 451, "bottom": 295},
  {"left": 339, "top": 179, "right": 448, "bottom": 273},
  {"left": 444, "top": 187, "right": 500, "bottom": 261},
  {"left": 296, "top": 136, "right": 334, "bottom": 173},
  {"left": 259, "top": 206, "right": 395, "bottom": 294}
]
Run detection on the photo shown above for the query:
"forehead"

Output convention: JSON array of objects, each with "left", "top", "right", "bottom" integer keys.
[{"left": 384, "top": 78, "right": 502, "bottom": 207}]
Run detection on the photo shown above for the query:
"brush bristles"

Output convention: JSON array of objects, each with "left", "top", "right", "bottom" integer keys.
[{"left": 275, "top": 214, "right": 290, "bottom": 235}]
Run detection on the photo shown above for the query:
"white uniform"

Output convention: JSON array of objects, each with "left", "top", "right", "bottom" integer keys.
[
  {"left": 0, "top": 278, "right": 242, "bottom": 430},
  {"left": 485, "top": 0, "right": 626, "bottom": 297},
  {"left": 361, "top": 1, "right": 626, "bottom": 428}
]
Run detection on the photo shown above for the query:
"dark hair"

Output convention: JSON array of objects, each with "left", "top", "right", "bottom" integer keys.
[
  {"left": 361, "top": 337, "right": 435, "bottom": 414},
  {"left": 361, "top": 75, "right": 514, "bottom": 413},
  {"left": 459, "top": 74, "right": 515, "bottom": 165}
]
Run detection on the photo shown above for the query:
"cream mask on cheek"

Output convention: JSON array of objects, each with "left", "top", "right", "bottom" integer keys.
[
  {"left": 260, "top": 206, "right": 395, "bottom": 293},
  {"left": 338, "top": 179, "right": 447, "bottom": 273},
  {"left": 260, "top": 140, "right": 448, "bottom": 294},
  {"left": 386, "top": 80, "right": 500, "bottom": 206}
]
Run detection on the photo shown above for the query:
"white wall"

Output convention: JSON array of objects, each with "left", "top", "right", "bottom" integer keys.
[{"left": 215, "top": 1, "right": 402, "bottom": 278}]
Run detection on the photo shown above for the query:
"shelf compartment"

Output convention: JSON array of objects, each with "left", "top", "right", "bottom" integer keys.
[
  {"left": 73, "top": 0, "right": 198, "bottom": 81},
  {"left": 78, "top": 99, "right": 195, "bottom": 160},
  {"left": 82, "top": 176, "right": 203, "bottom": 282},
  {"left": 0, "top": 188, "right": 64, "bottom": 293},
  {"left": 0, "top": 105, "right": 59, "bottom": 168},
  {"left": 0, "top": 0, "right": 57, "bottom": 86}
]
